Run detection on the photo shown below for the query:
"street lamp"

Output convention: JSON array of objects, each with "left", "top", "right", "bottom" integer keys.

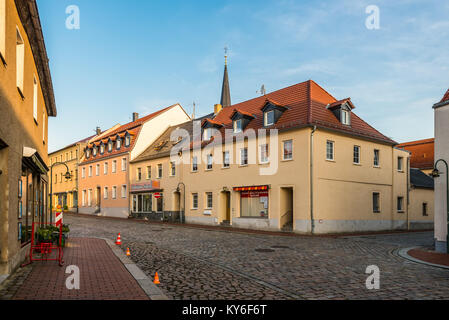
[
  {"left": 432, "top": 159, "right": 449, "bottom": 254},
  {"left": 49, "top": 162, "right": 72, "bottom": 224}
]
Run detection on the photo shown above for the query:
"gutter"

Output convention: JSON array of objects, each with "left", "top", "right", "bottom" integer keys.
[{"left": 310, "top": 125, "right": 317, "bottom": 234}]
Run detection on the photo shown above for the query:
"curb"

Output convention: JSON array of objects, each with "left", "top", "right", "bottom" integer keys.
[
  {"left": 102, "top": 238, "right": 170, "bottom": 300},
  {"left": 396, "top": 247, "right": 449, "bottom": 270}
]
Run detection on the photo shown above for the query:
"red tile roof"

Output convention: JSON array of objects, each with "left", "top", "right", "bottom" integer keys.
[
  {"left": 397, "top": 138, "right": 434, "bottom": 170},
  {"left": 81, "top": 104, "right": 180, "bottom": 164},
  {"left": 210, "top": 80, "right": 396, "bottom": 144},
  {"left": 440, "top": 89, "right": 449, "bottom": 103}
]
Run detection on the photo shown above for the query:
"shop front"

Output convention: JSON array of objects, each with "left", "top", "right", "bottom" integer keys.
[
  {"left": 232, "top": 185, "right": 278, "bottom": 231},
  {"left": 130, "top": 180, "right": 166, "bottom": 221}
]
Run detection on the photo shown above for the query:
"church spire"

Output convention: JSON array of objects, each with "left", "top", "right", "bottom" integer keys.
[{"left": 220, "top": 47, "right": 231, "bottom": 108}]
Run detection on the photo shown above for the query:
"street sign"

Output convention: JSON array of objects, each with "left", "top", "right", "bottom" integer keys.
[{"left": 154, "top": 193, "right": 161, "bottom": 199}]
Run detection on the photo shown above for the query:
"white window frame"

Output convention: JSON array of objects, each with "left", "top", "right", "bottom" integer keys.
[
  {"left": 88, "top": 166, "right": 92, "bottom": 177},
  {"left": 157, "top": 164, "right": 163, "bottom": 178},
  {"left": 112, "top": 160, "right": 117, "bottom": 173},
  {"left": 82, "top": 167, "right": 86, "bottom": 178},
  {"left": 192, "top": 156, "right": 198, "bottom": 172},
  {"left": 116, "top": 138, "right": 121, "bottom": 150},
  {"left": 283, "top": 140, "right": 293, "bottom": 161},
  {"left": 374, "top": 149, "right": 380, "bottom": 167},
  {"left": 240, "top": 148, "right": 248, "bottom": 166},
  {"left": 121, "top": 185, "right": 127, "bottom": 199},
  {"left": 353, "top": 145, "right": 361, "bottom": 164},
  {"left": 264, "top": 110, "right": 275, "bottom": 126},
  {"left": 203, "top": 128, "right": 212, "bottom": 141},
  {"left": 104, "top": 162, "right": 108, "bottom": 175},
  {"left": 233, "top": 119, "right": 242, "bottom": 133},
  {"left": 0, "top": 0, "right": 5, "bottom": 61},
  {"left": 206, "top": 154, "right": 213, "bottom": 170},
  {"left": 326, "top": 140, "right": 335, "bottom": 161},
  {"left": 206, "top": 192, "right": 213, "bottom": 209},
  {"left": 121, "top": 158, "right": 127, "bottom": 171},
  {"left": 260, "top": 144, "right": 269, "bottom": 163},
  {"left": 341, "top": 109, "right": 350, "bottom": 125},
  {"left": 112, "top": 186, "right": 117, "bottom": 199},
  {"left": 398, "top": 157, "right": 404, "bottom": 172},
  {"left": 33, "top": 76, "right": 38, "bottom": 122},
  {"left": 16, "top": 27, "right": 25, "bottom": 94},
  {"left": 192, "top": 193, "right": 199, "bottom": 209},
  {"left": 147, "top": 166, "right": 151, "bottom": 179},
  {"left": 170, "top": 162, "right": 176, "bottom": 176},
  {"left": 96, "top": 164, "right": 100, "bottom": 176},
  {"left": 223, "top": 151, "right": 230, "bottom": 168},
  {"left": 104, "top": 187, "right": 108, "bottom": 199}
]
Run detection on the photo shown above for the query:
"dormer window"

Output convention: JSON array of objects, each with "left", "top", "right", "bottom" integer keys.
[
  {"left": 327, "top": 98, "right": 354, "bottom": 126},
  {"left": 86, "top": 149, "right": 91, "bottom": 159},
  {"left": 125, "top": 133, "right": 131, "bottom": 147},
  {"left": 108, "top": 140, "right": 113, "bottom": 152},
  {"left": 264, "top": 110, "right": 275, "bottom": 127},
  {"left": 203, "top": 128, "right": 213, "bottom": 141},
  {"left": 261, "top": 99, "right": 287, "bottom": 127},
  {"left": 92, "top": 147, "right": 97, "bottom": 157},
  {"left": 341, "top": 109, "right": 350, "bottom": 125},
  {"left": 100, "top": 143, "right": 105, "bottom": 155},
  {"left": 233, "top": 119, "right": 242, "bottom": 133},
  {"left": 116, "top": 137, "right": 121, "bottom": 150}
]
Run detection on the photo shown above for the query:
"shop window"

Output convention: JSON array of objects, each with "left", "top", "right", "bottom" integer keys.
[
  {"left": 240, "top": 190, "right": 269, "bottom": 218},
  {"left": 156, "top": 193, "right": 163, "bottom": 212}
]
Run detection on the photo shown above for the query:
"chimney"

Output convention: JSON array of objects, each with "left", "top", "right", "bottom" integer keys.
[
  {"left": 133, "top": 112, "right": 139, "bottom": 121},
  {"left": 96, "top": 127, "right": 101, "bottom": 135},
  {"left": 214, "top": 104, "right": 222, "bottom": 115}
]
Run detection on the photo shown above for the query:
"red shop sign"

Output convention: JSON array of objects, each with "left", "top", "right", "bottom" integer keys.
[{"left": 241, "top": 191, "right": 269, "bottom": 198}]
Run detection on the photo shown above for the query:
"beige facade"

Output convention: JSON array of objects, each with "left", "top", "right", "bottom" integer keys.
[
  {"left": 0, "top": 0, "right": 56, "bottom": 277},
  {"left": 130, "top": 124, "right": 413, "bottom": 234}
]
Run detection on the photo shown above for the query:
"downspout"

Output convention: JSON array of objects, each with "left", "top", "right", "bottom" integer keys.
[
  {"left": 407, "top": 156, "right": 410, "bottom": 230},
  {"left": 310, "top": 125, "right": 317, "bottom": 234}
]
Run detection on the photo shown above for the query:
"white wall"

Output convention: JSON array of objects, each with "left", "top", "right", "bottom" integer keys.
[
  {"left": 131, "top": 104, "right": 190, "bottom": 161},
  {"left": 434, "top": 103, "right": 449, "bottom": 252}
]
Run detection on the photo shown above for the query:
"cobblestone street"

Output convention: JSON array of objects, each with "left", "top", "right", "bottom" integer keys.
[{"left": 59, "top": 214, "right": 449, "bottom": 300}]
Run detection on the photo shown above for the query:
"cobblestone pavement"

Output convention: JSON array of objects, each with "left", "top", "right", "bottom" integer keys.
[{"left": 55, "top": 215, "right": 449, "bottom": 299}]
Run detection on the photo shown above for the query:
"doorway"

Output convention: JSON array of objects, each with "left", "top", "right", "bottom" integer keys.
[
  {"left": 280, "top": 187, "right": 293, "bottom": 231},
  {"left": 95, "top": 187, "right": 101, "bottom": 214},
  {"left": 220, "top": 191, "right": 231, "bottom": 224}
]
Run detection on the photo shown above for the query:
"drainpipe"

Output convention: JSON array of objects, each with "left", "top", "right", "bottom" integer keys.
[
  {"left": 406, "top": 156, "right": 410, "bottom": 230},
  {"left": 310, "top": 125, "right": 317, "bottom": 234}
]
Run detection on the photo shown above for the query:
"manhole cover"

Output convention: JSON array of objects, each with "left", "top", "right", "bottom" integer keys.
[
  {"left": 271, "top": 245, "right": 290, "bottom": 249},
  {"left": 255, "top": 248, "right": 275, "bottom": 253}
]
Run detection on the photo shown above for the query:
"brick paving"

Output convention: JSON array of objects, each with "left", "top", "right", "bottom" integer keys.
[
  {"left": 61, "top": 214, "right": 449, "bottom": 300},
  {"left": 408, "top": 248, "right": 449, "bottom": 267},
  {"left": 1, "top": 238, "right": 149, "bottom": 300}
]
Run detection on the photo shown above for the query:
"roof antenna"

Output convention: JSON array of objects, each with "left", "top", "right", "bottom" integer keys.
[
  {"left": 257, "top": 84, "right": 266, "bottom": 96},
  {"left": 192, "top": 102, "right": 196, "bottom": 120}
]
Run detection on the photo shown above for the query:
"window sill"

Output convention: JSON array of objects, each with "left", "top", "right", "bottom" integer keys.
[
  {"left": 281, "top": 158, "right": 293, "bottom": 162},
  {"left": 239, "top": 164, "right": 248, "bottom": 167},
  {"left": 373, "top": 166, "right": 381, "bottom": 169},
  {"left": 222, "top": 166, "right": 230, "bottom": 170},
  {"left": 373, "top": 211, "right": 381, "bottom": 214},
  {"left": 205, "top": 168, "right": 213, "bottom": 172},
  {"left": 326, "top": 159, "right": 335, "bottom": 162},
  {"left": 353, "top": 163, "right": 361, "bottom": 166},
  {"left": 191, "top": 170, "right": 198, "bottom": 173},
  {"left": 397, "top": 211, "right": 405, "bottom": 214},
  {"left": 397, "top": 170, "right": 404, "bottom": 173}
]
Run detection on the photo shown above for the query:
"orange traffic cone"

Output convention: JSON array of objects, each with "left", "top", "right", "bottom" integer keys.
[
  {"left": 126, "top": 248, "right": 131, "bottom": 256},
  {"left": 153, "top": 272, "right": 160, "bottom": 285},
  {"left": 115, "top": 233, "right": 122, "bottom": 245}
]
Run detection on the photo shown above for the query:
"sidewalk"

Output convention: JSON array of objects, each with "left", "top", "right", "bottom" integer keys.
[{"left": 3, "top": 238, "right": 150, "bottom": 300}]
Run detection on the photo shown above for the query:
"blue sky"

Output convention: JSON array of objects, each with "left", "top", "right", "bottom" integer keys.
[{"left": 38, "top": 0, "right": 449, "bottom": 152}]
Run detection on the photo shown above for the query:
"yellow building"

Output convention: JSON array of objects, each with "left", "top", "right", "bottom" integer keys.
[
  {"left": 0, "top": 0, "right": 56, "bottom": 277},
  {"left": 129, "top": 80, "right": 422, "bottom": 234}
]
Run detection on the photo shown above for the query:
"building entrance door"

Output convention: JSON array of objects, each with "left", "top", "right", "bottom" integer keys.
[{"left": 95, "top": 187, "right": 101, "bottom": 214}]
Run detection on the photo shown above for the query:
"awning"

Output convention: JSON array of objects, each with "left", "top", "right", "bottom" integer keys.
[
  {"left": 22, "top": 147, "right": 48, "bottom": 174},
  {"left": 233, "top": 185, "right": 269, "bottom": 192}
]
